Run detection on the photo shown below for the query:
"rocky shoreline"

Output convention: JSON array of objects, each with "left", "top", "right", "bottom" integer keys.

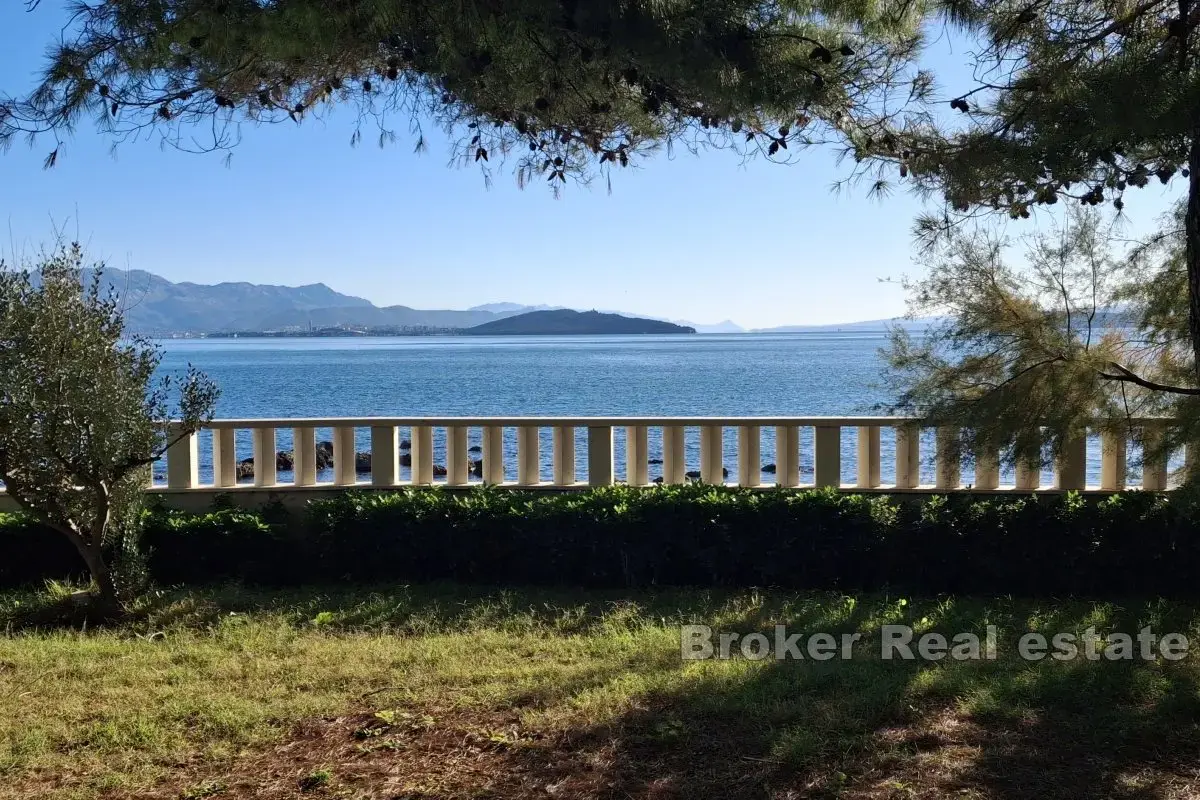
[{"left": 234, "top": 439, "right": 484, "bottom": 480}]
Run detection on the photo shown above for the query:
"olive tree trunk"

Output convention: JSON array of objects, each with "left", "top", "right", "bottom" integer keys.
[{"left": 66, "top": 530, "right": 120, "bottom": 614}]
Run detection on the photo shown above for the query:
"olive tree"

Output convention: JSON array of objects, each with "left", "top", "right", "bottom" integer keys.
[{"left": 0, "top": 243, "right": 218, "bottom": 611}]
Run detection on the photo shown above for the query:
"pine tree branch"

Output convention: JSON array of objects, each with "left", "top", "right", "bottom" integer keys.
[{"left": 1097, "top": 361, "right": 1200, "bottom": 395}]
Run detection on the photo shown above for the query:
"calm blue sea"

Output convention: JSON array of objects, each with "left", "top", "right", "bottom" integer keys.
[{"left": 153, "top": 333, "right": 1125, "bottom": 487}]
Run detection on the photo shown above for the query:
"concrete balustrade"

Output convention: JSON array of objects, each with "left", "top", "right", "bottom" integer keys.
[{"left": 136, "top": 417, "right": 1186, "bottom": 505}]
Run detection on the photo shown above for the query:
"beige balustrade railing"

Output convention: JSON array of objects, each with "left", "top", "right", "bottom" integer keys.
[{"left": 152, "top": 416, "right": 1184, "bottom": 495}]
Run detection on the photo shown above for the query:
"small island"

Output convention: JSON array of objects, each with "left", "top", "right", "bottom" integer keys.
[{"left": 465, "top": 309, "right": 696, "bottom": 335}]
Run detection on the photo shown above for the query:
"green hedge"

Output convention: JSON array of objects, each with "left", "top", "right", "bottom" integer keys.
[{"left": 1, "top": 486, "right": 1196, "bottom": 596}]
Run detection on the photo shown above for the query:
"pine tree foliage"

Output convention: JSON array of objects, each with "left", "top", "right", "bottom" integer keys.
[
  {"left": 901, "top": 0, "right": 1196, "bottom": 216},
  {"left": 885, "top": 0, "right": 1200, "bottom": 387},
  {"left": 885, "top": 207, "right": 1199, "bottom": 471},
  {"left": 0, "top": 0, "right": 930, "bottom": 188},
  {"left": 0, "top": 244, "right": 218, "bottom": 610}
]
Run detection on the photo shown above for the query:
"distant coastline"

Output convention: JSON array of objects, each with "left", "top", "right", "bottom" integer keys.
[
  {"left": 203, "top": 326, "right": 460, "bottom": 339},
  {"left": 198, "top": 310, "right": 696, "bottom": 338},
  {"left": 186, "top": 327, "right": 898, "bottom": 340},
  {"left": 85, "top": 265, "right": 931, "bottom": 336}
]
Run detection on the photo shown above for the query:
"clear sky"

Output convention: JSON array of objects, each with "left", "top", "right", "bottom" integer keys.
[{"left": 0, "top": 5, "right": 1185, "bottom": 329}]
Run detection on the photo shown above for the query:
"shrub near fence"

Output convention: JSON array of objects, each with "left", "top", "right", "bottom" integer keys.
[{"left": 2, "top": 485, "right": 1197, "bottom": 597}]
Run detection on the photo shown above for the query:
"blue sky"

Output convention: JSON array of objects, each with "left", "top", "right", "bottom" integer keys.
[{"left": 0, "top": 5, "right": 1184, "bottom": 328}]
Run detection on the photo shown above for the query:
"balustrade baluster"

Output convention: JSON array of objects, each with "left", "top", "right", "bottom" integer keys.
[
  {"left": 935, "top": 426, "right": 961, "bottom": 490},
  {"left": 1142, "top": 423, "right": 1168, "bottom": 491},
  {"left": 1055, "top": 432, "right": 1087, "bottom": 491},
  {"left": 166, "top": 424, "right": 198, "bottom": 490},
  {"left": 293, "top": 426, "right": 316, "bottom": 486},
  {"left": 973, "top": 439, "right": 1000, "bottom": 490},
  {"left": 447, "top": 425, "right": 469, "bottom": 486},
  {"left": 411, "top": 425, "right": 434, "bottom": 485},
  {"left": 552, "top": 426, "right": 575, "bottom": 486},
  {"left": 737, "top": 425, "right": 761, "bottom": 487},
  {"left": 895, "top": 424, "right": 920, "bottom": 489},
  {"left": 482, "top": 425, "right": 505, "bottom": 484},
  {"left": 1100, "top": 429, "right": 1127, "bottom": 491},
  {"left": 588, "top": 426, "right": 613, "bottom": 486},
  {"left": 660, "top": 426, "right": 685, "bottom": 484},
  {"left": 252, "top": 427, "right": 277, "bottom": 487},
  {"left": 775, "top": 425, "right": 799, "bottom": 488},
  {"left": 626, "top": 425, "right": 649, "bottom": 486},
  {"left": 814, "top": 425, "right": 841, "bottom": 488},
  {"left": 518, "top": 425, "right": 540, "bottom": 486},
  {"left": 856, "top": 426, "right": 880, "bottom": 489},
  {"left": 213, "top": 427, "right": 237, "bottom": 488},
  {"left": 700, "top": 425, "right": 724, "bottom": 484},
  {"left": 370, "top": 425, "right": 399, "bottom": 487},
  {"left": 1015, "top": 456, "right": 1040, "bottom": 490},
  {"left": 333, "top": 426, "right": 356, "bottom": 486}
]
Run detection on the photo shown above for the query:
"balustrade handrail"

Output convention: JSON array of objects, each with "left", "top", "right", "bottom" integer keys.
[{"left": 183, "top": 415, "right": 1174, "bottom": 428}]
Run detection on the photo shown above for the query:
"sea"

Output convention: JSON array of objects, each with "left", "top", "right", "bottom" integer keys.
[{"left": 153, "top": 332, "right": 1134, "bottom": 487}]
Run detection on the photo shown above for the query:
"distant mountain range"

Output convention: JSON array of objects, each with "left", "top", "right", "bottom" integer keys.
[
  {"left": 86, "top": 267, "right": 922, "bottom": 335},
  {"left": 93, "top": 268, "right": 536, "bottom": 333},
  {"left": 85, "top": 268, "right": 375, "bottom": 333}
]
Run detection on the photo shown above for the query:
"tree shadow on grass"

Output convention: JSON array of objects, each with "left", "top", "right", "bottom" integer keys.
[
  {"left": 583, "top": 596, "right": 1200, "bottom": 799},
  {"left": 105, "top": 588, "right": 1200, "bottom": 799}
]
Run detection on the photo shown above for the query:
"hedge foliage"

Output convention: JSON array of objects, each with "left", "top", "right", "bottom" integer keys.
[{"left": 1, "top": 486, "right": 1196, "bottom": 596}]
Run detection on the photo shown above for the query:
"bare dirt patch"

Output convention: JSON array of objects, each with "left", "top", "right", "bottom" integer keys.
[{"left": 109, "top": 700, "right": 1200, "bottom": 800}]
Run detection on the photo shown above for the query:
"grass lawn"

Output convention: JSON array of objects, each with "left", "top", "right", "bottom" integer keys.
[{"left": 3, "top": 585, "right": 1200, "bottom": 799}]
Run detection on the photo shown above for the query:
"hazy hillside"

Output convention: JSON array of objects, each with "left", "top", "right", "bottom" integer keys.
[
  {"left": 467, "top": 310, "right": 696, "bottom": 335},
  {"left": 674, "top": 319, "right": 744, "bottom": 333},
  {"left": 753, "top": 310, "right": 1132, "bottom": 334},
  {"left": 89, "top": 267, "right": 373, "bottom": 333},
  {"left": 242, "top": 304, "right": 518, "bottom": 331},
  {"left": 468, "top": 302, "right": 558, "bottom": 314},
  {"left": 752, "top": 317, "right": 938, "bottom": 333}
]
